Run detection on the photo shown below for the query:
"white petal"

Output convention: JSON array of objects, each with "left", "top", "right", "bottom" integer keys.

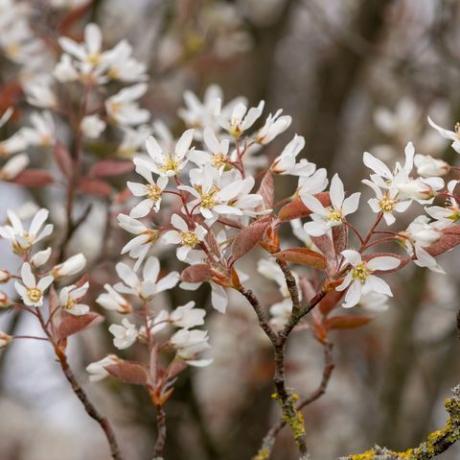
[{"left": 367, "top": 256, "right": 400, "bottom": 271}]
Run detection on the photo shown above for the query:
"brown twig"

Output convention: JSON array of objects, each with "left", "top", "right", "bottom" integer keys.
[{"left": 153, "top": 405, "right": 167, "bottom": 459}]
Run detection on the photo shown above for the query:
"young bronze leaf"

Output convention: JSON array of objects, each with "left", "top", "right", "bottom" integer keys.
[
  {"left": 56, "top": 312, "right": 104, "bottom": 341},
  {"left": 181, "top": 264, "right": 212, "bottom": 283},
  {"left": 427, "top": 225, "right": 460, "bottom": 257},
  {"left": 258, "top": 171, "right": 274, "bottom": 209},
  {"left": 319, "top": 290, "right": 344, "bottom": 316},
  {"left": 14, "top": 169, "right": 54, "bottom": 187},
  {"left": 276, "top": 247, "right": 326, "bottom": 270},
  {"left": 325, "top": 315, "right": 372, "bottom": 330},
  {"left": 89, "top": 160, "right": 134, "bottom": 178},
  {"left": 231, "top": 218, "right": 271, "bottom": 263},
  {"left": 78, "top": 177, "right": 113, "bottom": 197},
  {"left": 105, "top": 361, "right": 149, "bottom": 386}
]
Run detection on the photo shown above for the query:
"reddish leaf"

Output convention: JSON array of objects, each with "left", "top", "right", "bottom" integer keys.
[
  {"left": 278, "top": 192, "right": 330, "bottom": 221},
  {"left": 257, "top": 171, "right": 274, "bottom": 210},
  {"left": 319, "top": 290, "right": 344, "bottom": 315},
  {"left": 14, "top": 169, "right": 54, "bottom": 187},
  {"left": 89, "top": 160, "right": 134, "bottom": 178},
  {"left": 105, "top": 361, "right": 149, "bottom": 386},
  {"left": 332, "top": 225, "right": 348, "bottom": 255},
  {"left": 181, "top": 264, "right": 212, "bottom": 283},
  {"left": 325, "top": 315, "right": 372, "bottom": 330},
  {"left": 231, "top": 218, "right": 271, "bottom": 263},
  {"left": 114, "top": 187, "right": 132, "bottom": 204},
  {"left": 276, "top": 247, "right": 326, "bottom": 270},
  {"left": 53, "top": 143, "right": 73, "bottom": 178},
  {"left": 55, "top": 312, "right": 103, "bottom": 341},
  {"left": 427, "top": 226, "right": 460, "bottom": 257},
  {"left": 78, "top": 177, "right": 112, "bottom": 197}
]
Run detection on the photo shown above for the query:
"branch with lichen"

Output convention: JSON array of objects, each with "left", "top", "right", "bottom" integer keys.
[{"left": 339, "top": 385, "right": 460, "bottom": 460}]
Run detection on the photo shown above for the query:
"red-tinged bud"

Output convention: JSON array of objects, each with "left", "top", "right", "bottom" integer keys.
[
  {"left": 0, "top": 270, "right": 11, "bottom": 283},
  {"left": 0, "top": 331, "right": 12, "bottom": 348}
]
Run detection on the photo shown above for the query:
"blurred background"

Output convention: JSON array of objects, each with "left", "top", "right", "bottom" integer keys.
[{"left": 0, "top": 0, "right": 460, "bottom": 459}]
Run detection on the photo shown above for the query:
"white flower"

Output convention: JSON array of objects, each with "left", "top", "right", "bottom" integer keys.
[
  {"left": 86, "top": 355, "right": 119, "bottom": 382},
  {"left": 103, "top": 40, "right": 147, "bottom": 82},
  {"left": 20, "top": 112, "right": 55, "bottom": 147},
  {"left": 426, "top": 181, "right": 460, "bottom": 225},
  {"left": 336, "top": 250, "right": 400, "bottom": 308},
  {"left": 0, "top": 153, "right": 29, "bottom": 180},
  {"left": 31, "top": 247, "right": 52, "bottom": 267},
  {"left": 0, "top": 270, "right": 10, "bottom": 283},
  {"left": 271, "top": 134, "right": 316, "bottom": 176},
  {"left": 117, "top": 214, "right": 159, "bottom": 269},
  {"left": 180, "top": 166, "right": 253, "bottom": 220},
  {"left": 0, "top": 107, "right": 13, "bottom": 128},
  {"left": 297, "top": 168, "right": 328, "bottom": 196},
  {"left": 359, "top": 292, "right": 390, "bottom": 312},
  {"left": 302, "top": 174, "right": 360, "bottom": 236},
  {"left": 188, "top": 126, "right": 230, "bottom": 172},
  {"left": 80, "top": 115, "right": 106, "bottom": 138},
  {"left": 128, "top": 163, "right": 168, "bottom": 217},
  {"left": 117, "top": 125, "right": 152, "bottom": 158},
  {"left": 141, "top": 129, "right": 194, "bottom": 177},
  {"left": 256, "top": 109, "right": 292, "bottom": 144},
  {"left": 52, "top": 253, "right": 86, "bottom": 278},
  {"left": 170, "top": 301, "right": 206, "bottom": 329},
  {"left": 0, "top": 208, "right": 53, "bottom": 254},
  {"left": 23, "top": 76, "right": 56, "bottom": 108},
  {"left": 363, "top": 180, "right": 411, "bottom": 225},
  {"left": 14, "top": 262, "right": 53, "bottom": 307},
  {"left": 0, "top": 132, "right": 27, "bottom": 157},
  {"left": 162, "top": 214, "right": 207, "bottom": 261},
  {"left": 427, "top": 116, "right": 460, "bottom": 153},
  {"left": 170, "top": 329, "right": 212, "bottom": 367},
  {"left": 399, "top": 216, "right": 444, "bottom": 273},
  {"left": 219, "top": 100, "right": 265, "bottom": 138},
  {"left": 59, "top": 282, "right": 90, "bottom": 316},
  {"left": 106, "top": 84, "right": 149, "bottom": 126},
  {"left": 414, "top": 154, "right": 449, "bottom": 177},
  {"left": 109, "top": 318, "right": 138, "bottom": 350},
  {"left": 0, "top": 331, "right": 12, "bottom": 349},
  {"left": 114, "top": 256, "right": 179, "bottom": 299},
  {"left": 54, "top": 54, "right": 79, "bottom": 81},
  {"left": 96, "top": 284, "right": 132, "bottom": 314}
]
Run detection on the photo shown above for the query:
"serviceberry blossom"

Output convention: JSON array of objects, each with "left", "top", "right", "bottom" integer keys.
[
  {"left": 117, "top": 214, "right": 159, "bottom": 269},
  {"left": 414, "top": 154, "right": 449, "bottom": 177},
  {"left": 255, "top": 109, "right": 292, "bottom": 145},
  {"left": 162, "top": 214, "right": 207, "bottom": 261},
  {"left": 59, "top": 282, "right": 90, "bottom": 316},
  {"left": 127, "top": 164, "right": 168, "bottom": 217},
  {"left": 170, "top": 329, "right": 212, "bottom": 367},
  {"left": 0, "top": 208, "right": 53, "bottom": 254},
  {"left": 0, "top": 153, "right": 29, "bottom": 180},
  {"left": 140, "top": 129, "right": 194, "bottom": 178},
  {"left": 96, "top": 284, "right": 132, "bottom": 314},
  {"left": 271, "top": 134, "right": 315, "bottom": 176},
  {"left": 114, "top": 256, "right": 179, "bottom": 299},
  {"left": 336, "top": 250, "right": 401, "bottom": 308},
  {"left": 106, "top": 84, "right": 149, "bottom": 126},
  {"left": 189, "top": 126, "right": 230, "bottom": 172},
  {"left": 109, "top": 318, "right": 138, "bottom": 350},
  {"left": 426, "top": 181, "right": 460, "bottom": 224},
  {"left": 154, "top": 301, "right": 206, "bottom": 331},
  {"left": 219, "top": 100, "right": 265, "bottom": 138},
  {"left": 52, "top": 253, "right": 86, "bottom": 278},
  {"left": 20, "top": 111, "right": 55, "bottom": 147},
  {"left": 15, "top": 262, "right": 53, "bottom": 307},
  {"left": 302, "top": 174, "right": 360, "bottom": 236},
  {"left": 81, "top": 115, "right": 106, "bottom": 139},
  {"left": 398, "top": 216, "right": 444, "bottom": 273},
  {"left": 86, "top": 355, "right": 119, "bottom": 382},
  {"left": 428, "top": 116, "right": 460, "bottom": 153}
]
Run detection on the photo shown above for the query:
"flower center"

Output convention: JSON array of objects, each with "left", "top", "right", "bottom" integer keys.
[
  {"left": 144, "top": 228, "right": 159, "bottom": 242},
  {"left": 64, "top": 298, "right": 75, "bottom": 311},
  {"left": 27, "top": 287, "right": 42, "bottom": 303},
  {"left": 200, "top": 190, "right": 217, "bottom": 209},
  {"left": 351, "top": 263, "right": 370, "bottom": 283},
  {"left": 326, "top": 208, "right": 342, "bottom": 223},
  {"left": 147, "top": 184, "right": 162, "bottom": 202},
  {"left": 86, "top": 53, "right": 101, "bottom": 66},
  {"left": 160, "top": 156, "right": 179, "bottom": 173},
  {"left": 448, "top": 209, "right": 460, "bottom": 222},
  {"left": 211, "top": 153, "right": 227, "bottom": 168},
  {"left": 379, "top": 195, "right": 395, "bottom": 213},
  {"left": 229, "top": 123, "right": 242, "bottom": 138},
  {"left": 180, "top": 231, "right": 199, "bottom": 247}
]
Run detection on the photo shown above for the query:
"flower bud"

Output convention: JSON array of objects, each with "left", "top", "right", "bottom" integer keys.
[
  {"left": 0, "top": 292, "right": 11, "bottom": 309},
  {"left": 31, "top": 248, "right": 52, "bottom": 267},
  {"left": 0, "top": 270, "right": 10, "bottom": 283},
  {"left": 0, "top": 332, "right": 12, "bottom": 349},
  {"left": 52, "top": 253, "right": 86, "bottom": 278}
]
